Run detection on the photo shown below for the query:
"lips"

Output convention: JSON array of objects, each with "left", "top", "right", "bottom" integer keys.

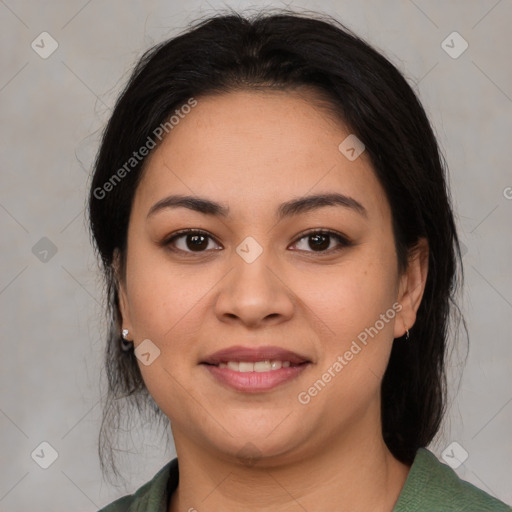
[
  {"left": 201, "top": 345, "right": 312, "bottom": 392},
  {"left": 201, "top": 345, "right": 311, "bottom": 366}
]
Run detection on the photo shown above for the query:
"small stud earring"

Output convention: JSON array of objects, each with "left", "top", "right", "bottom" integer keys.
[{"left": 121, "top": 329, "right": 133, "bottom": 352}]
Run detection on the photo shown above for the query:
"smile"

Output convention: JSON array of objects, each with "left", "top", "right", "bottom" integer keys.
[
  {"left": 200, "top": 344, "right": 312, "bottom": 392},
  {"left": 215, "top": 360, "right": 293, "bottom": 371}
]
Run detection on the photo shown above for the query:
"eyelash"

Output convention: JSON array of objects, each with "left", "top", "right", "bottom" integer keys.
[{"left": 161, "top": 228, "right": 353, "bottom": 256}]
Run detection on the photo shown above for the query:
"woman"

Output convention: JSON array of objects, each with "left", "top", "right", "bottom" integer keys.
[{"left": 89, "top": 10, "right": 511, "bottom": 512}]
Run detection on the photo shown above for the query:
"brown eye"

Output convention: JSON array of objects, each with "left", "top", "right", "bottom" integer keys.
[
  {"left": 163, "top": 228, "right": 351, "bottom": 256},
  {"left": 290, "top": 230, "right": 352, "bottom": 253},
  {"left": 165, "top": 229, "right": 222, "bottom": 253}
]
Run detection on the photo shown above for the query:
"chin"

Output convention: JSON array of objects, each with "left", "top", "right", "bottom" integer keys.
[{"left": 203, "top": 426, "right": 308, "bottom": 468}]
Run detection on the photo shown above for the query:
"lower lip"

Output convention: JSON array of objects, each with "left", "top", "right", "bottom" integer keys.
[{"left": 201, "top": 363, "right": 310, "bottom": 392}]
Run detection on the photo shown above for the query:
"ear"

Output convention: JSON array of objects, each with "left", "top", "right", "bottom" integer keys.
[
  {"left": 113, "top": 249, "right": 132, "bottom": 336},
  {"left": 394, "top": 237, "right": 429, "bottom": 338}
]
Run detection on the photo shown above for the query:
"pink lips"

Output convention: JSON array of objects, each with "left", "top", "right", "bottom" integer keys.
[{"left": 200, "top": 345, "right": 311, "bottom": 392}]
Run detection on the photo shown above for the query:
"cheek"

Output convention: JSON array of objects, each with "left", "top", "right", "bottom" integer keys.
[
  {"left": 306, "top": 254, "right": 398, "bottom": 335},
  {"left": 124, "top": 253, "right": 212, "bottom": 419},
  {"left": 125, "top": 244, "right": 206, "bottom": 339},
  {"left": 299, "top": 251, "right": 399, "bottom": 396}
]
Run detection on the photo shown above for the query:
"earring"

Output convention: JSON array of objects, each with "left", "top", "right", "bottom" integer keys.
[
  {"left": 405, "top": 329, "right": 410, "bottom": 340},
  {"left": 121, "top": 329, "right": 133, "bottom": 352}
]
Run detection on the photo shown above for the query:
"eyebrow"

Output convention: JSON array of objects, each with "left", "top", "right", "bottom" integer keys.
[{"left": 147, "top": 192, "right": 367, "bottom": 220}]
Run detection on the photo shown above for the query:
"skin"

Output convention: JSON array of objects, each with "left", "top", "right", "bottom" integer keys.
[{"left": 116, "top": 88, "right": 429, "bottom": 512}]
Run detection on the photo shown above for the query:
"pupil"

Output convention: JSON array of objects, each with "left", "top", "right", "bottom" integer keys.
[
  {"left": 310, "top": 234, "right": 329, "bottom": 251},
  {"left": 187, "top": 234, "right": 207, "bottom": 251}
]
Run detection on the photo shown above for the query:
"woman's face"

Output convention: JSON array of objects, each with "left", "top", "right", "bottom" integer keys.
[{"left": 117, "top": 89, "right": 426, "bottom": 466}]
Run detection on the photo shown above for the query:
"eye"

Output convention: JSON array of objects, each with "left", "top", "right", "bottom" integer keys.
[
  {"left": 162, "top": 228, "right": 352, "bottom": 256},
  {"left": 289, "top": 229, "right": 352, "bottom": 254},
  {"left": 163, "top": 229, "right": 222, "bottom": 254}
]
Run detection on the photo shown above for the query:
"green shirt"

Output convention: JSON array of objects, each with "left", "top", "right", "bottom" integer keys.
[{"left": 98, "top": 448, "right": 511, "bottom": 511}]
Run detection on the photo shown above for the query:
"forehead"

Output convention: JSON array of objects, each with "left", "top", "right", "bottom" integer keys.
[{"left": 135, "top": 89, "right": 389, "bottom": 222}]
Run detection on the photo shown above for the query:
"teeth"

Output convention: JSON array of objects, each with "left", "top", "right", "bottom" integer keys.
[
  {"left": 217, "top": 360, "right": 293, "bottom": 372},
  {"left": 270, "top": 361, "right": 282, "bottom": 370},
  {"left": 254, "top": 360, "right": 271, "bottom": 372},
  {"left": 239, "top": 361, "right": 254, "bottom": 373}
]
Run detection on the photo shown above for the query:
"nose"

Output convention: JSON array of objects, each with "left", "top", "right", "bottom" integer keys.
[{"left": 214, "top": 249, "right": 295, "bottom": 328}]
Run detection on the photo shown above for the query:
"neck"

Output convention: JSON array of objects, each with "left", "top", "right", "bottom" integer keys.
[{"left": 168, "top": 408, "right": 410, "bottom": 512}]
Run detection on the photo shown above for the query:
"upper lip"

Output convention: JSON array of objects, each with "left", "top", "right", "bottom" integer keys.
[{"left": 201, "top": 345, "right": 311, "bottom": 365}]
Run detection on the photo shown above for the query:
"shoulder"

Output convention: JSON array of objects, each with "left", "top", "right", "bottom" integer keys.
[
  {"left": 393, "top": 448, "right": 511, "bottom": 512},
  {"left": 97, "top": 458, "right": 179, "bottom": 512}
]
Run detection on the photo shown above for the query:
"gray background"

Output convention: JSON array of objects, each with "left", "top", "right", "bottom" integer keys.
[{"left": 1, "top": 0, "right": 511, "bottom": 510}]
